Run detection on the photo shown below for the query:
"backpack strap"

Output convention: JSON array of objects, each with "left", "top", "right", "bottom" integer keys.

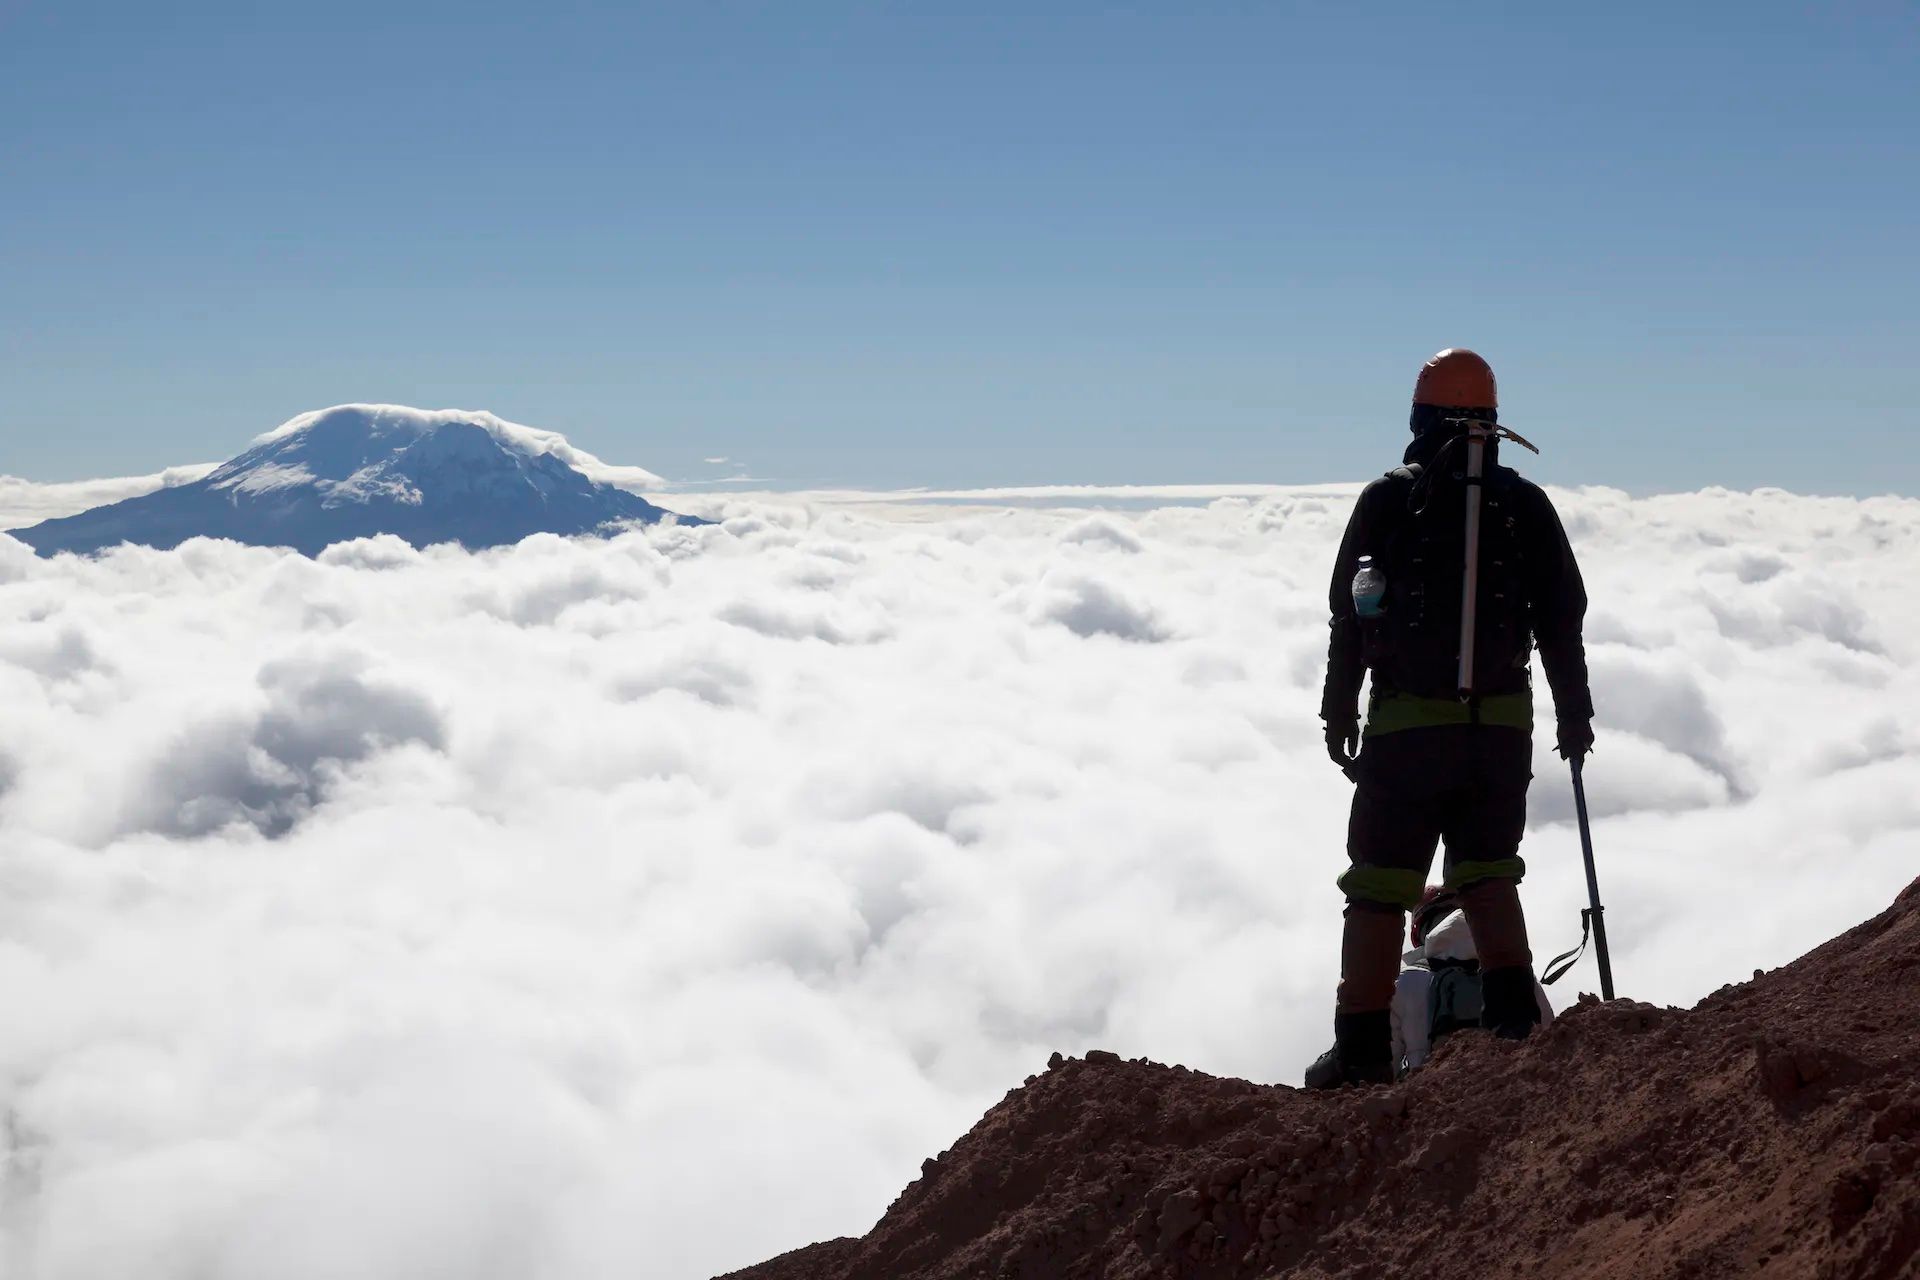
[{"left": 1370, "top": 464, "right": 1421, "bottom": 558}]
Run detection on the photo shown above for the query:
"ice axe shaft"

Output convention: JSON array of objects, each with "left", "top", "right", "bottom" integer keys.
[
  {"left": 1446, "top": 417, "right": 1537, "bottom": 698},
  {"left": 1455, "top": 427, "right": 1488, "bottom": 697},
  {"left": 1570, "top": 757, "right": 1616, "bottom": 1000}
]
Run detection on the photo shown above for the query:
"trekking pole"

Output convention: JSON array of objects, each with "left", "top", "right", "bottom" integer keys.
[{"left": 1569, "top": 756, "right": 1616, "bottom": 1000}]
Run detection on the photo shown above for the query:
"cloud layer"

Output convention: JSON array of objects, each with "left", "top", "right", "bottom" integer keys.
[
  {"left": 0, "top": 482, "right": 1916, "bottom": 1278},
  {"left": 0, "top": 465, "right": 219, "bottom": 530}
]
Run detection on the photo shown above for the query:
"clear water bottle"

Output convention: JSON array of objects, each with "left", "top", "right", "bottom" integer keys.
[{"left": 1351, "top": 555, "right": 1386, "bottom": 619}]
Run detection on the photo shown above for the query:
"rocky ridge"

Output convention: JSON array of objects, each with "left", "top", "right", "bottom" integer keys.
[{"left": 723, "top": 878, "right": 1920, "bottom": 1280}]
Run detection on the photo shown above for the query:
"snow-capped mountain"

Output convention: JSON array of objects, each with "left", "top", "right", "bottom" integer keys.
[{"left": 8, "top": 405, "right": 700, "bottom": 556}]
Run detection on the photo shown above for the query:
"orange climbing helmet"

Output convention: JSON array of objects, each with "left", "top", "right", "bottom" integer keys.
[{"left": 1412, "top": 348, "right": 1497, "bottom": 409}]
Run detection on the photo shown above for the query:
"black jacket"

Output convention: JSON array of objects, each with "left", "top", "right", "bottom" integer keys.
[{"left": 1320, "top": 432, "right": 1594, "bottom": 728}]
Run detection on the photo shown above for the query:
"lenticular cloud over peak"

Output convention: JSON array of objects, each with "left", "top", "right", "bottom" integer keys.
[
  {"left": 246, "top": 404, "right": 666, "bottom": 488},
  {"left": 6, "top": 405, "right": 692, "bottom": 558},
  {"left": 0, "top": 478, "right": 1915, "bottom": 1279}
]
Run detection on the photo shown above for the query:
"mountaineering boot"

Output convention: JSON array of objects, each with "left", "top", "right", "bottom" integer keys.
[
  {"left": 1480, "top": 965, "right": 1543, "bottom": 1041},
  {"left": 1304, "top": 1010, "right": 1393, "bottom": 1089}
]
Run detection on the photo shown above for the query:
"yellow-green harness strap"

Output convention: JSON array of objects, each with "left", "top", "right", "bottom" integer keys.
[{"left": 1363, "top": 689, "right": 1533, "bottom": 737}]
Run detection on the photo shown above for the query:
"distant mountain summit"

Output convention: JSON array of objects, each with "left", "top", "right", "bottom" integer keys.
[{"left": 9, "top": 405, "right": 699, "bottom": 556}]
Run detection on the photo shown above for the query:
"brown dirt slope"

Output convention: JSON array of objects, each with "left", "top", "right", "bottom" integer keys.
[{"left": 721, "top": 877, "right": 1920, "bottom": 1280}]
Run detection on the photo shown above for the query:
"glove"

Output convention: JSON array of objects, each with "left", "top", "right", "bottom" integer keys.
[
  {"left": 1325, "top": 717, "right": 1360, "bottom": 776},
  {"left": 1556, "top": 717, "right": 1595, "bottom": 762}
]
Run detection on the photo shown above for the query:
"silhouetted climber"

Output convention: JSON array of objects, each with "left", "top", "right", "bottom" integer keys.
[
  {"left": 1306, "top": 349, "right": 1594, "bottom": 1089},
  {"left": 1393, "top": 886, "right": 1555, "bottom": 1077}
]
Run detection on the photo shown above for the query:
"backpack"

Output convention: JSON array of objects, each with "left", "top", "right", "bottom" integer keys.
[
  {"left": 1358, "top": 459, "right": 1534, "bottom": 701},
  {"left": 1426, "top": 955, "right": 1484, "bottom": 1045}
]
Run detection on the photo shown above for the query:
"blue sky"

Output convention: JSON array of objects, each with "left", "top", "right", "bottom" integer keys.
[{"left": 3, "top": 3, "right": 1914, "bottom": 493}]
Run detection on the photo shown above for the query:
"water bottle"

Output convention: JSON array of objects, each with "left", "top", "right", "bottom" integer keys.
[{"left": 1351, "top": 555, "right": 1387, "bottom": 619}]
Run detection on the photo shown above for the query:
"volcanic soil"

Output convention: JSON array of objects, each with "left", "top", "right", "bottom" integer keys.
[{"left": 721, "top": 877, "right": 1920, "bottom": 1280}]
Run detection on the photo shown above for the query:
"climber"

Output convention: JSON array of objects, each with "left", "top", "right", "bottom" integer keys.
[
  {"left": 1393, "top": 886, "right": 1556, "bottom": 1076},
  {"left": 1306, "top": 348, "right": 1594, "bottom": 1090}
]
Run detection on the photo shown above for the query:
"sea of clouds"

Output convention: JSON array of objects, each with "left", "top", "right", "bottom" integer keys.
[{"left": 0, "top": 479, "right": 1915, "bottom": 1279}]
